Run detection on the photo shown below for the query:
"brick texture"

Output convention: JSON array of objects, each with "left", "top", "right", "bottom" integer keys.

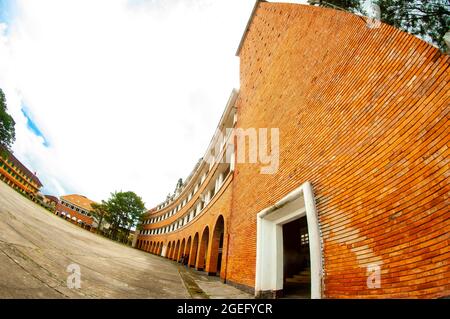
[{"left": 228, "top": 3, "right": 449, "bottom": 298}]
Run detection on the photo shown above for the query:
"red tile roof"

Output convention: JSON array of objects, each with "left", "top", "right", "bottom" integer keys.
[{"left": 60, "top": 194, "right": 97, "bottom": 211}]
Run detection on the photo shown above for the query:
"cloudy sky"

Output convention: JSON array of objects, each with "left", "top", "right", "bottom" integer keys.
[{"left": 0, "top": 0, "right": 307, "bottom": 208}]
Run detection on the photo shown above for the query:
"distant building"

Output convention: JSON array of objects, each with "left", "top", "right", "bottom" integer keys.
[
  {"left": 41, "top": 194, "right": 58, "bottom": 212},
  {"left": 0, "top": 147, "right": 42, "bottom": 198},
  {"left": 44, "top": 194, "right": 59, "bottom": 207},
  {"left": 56, "top": 194, "right": 97, "bottom": 231}
]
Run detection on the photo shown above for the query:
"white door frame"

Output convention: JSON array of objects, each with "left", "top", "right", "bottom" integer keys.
[{"left": 255, "top": 181, "right": 322, "bottom": 298}]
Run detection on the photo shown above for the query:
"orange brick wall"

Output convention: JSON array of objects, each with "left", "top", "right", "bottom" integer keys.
[
  {"left": 226, "top": 3, "right": 449, "bottom": 298},
  {"left": 56, "top": 202, "right": 94, "bottom": 225}
]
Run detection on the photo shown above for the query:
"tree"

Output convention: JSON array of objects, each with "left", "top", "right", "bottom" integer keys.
[
  {"left": 0, "top": 88, "right": 16, "bottom": 152},
  {"left": 91, "top": 201, "right": 109, "bottom": 234},
  {"left": 176, "top": 178, "right": 183, "bottom": 190},
  {"left": 376, "top": 0, "right": 449, "bottom": 51},
  {"left": 309, "top": 0, "right": 450, "bottom": 51},
  {"left": 103, "top": 191, "right": 146, "bottom": 243}
]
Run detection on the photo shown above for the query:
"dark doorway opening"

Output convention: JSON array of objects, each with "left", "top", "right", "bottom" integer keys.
[
  {"left": 210, "top": 215, "right": 225, "bottom": 276},
  {"left": 197, "top": 227, "right": 209, "bottom": 271},
  {"left": 282, "top": 216, "right": 311, "bottom": 298},
  {"left": 216, "top": 232, "right": 224, "bottom": 276}
]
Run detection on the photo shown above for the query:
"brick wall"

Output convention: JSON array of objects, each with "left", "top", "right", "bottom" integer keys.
[{"left": 228, "top": 2, "right": 449, "bottom": 298}]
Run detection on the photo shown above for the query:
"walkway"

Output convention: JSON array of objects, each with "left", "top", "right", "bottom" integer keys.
[{"left": 0, "top": 181, "right": 251, "bottom": 299}]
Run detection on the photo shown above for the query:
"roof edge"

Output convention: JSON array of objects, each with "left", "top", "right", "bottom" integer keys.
[
  {"left": 235, "top": 0, "right": 265, "bottom": 57},
  {"left": 0, "top": 146, "right": 43, "bottom": 187},
  {"left": 145, "top": 88, "right": 239, "bottom": 215}
]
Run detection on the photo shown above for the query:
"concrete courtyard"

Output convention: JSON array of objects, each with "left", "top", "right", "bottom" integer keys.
[{"left": 0, "top": 181, "right": 251, "bottom": 299}]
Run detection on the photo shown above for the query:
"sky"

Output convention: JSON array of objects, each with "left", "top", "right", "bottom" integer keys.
[{"left": 0, "top": 0, "right": 308, "bottom": 208}]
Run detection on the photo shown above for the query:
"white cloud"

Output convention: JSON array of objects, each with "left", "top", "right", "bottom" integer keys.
[{"left": 0, "top": 0, "right": 256, "bottom": 207}]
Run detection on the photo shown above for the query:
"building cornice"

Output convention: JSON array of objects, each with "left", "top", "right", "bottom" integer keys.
[{"left": 235, "top": 0, "right": 265, "bottom": 57}]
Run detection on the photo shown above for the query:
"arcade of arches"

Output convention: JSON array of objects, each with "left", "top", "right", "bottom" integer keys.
[{"left": 136, "top": 215, "right": 225, "bottom": 279}]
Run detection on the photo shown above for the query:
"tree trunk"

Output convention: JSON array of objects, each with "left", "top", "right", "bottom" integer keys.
[
  {"left": 96, "top": 215, "right": 104, "bottom": 234},
  {"left": 126, "top": 225, "right": 131, "bottom": 245}
]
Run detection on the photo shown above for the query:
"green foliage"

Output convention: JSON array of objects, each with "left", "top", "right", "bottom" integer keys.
[
  {"left": 103, "top": 191, "right": 146, "bottom": 242},
  {"left": 91, "top": 201, "right": 109, "bottom": 233},
  {"left": 310, "top": 0, "right": 450, "bottom": 51},
  {"left": 0, "top": 88, "right": 16, "bottom": 151},
  {"left": 375, "top": 0, "right": 450, "bottom": 51},
  {"left": 175, "top": 178, "right": 183, "bottom": 190}
]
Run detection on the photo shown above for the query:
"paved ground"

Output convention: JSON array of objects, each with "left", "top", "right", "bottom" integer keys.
[
  {"left": 0, "top": 181, "right": 252, "bottom": 299},
  {"left": 178, "top": 266, "right": 252, "bottom": 299}
]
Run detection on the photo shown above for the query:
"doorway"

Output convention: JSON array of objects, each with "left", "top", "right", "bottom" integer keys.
[
  {"left": 282, "top": 217, "right": 311, "bottom": 298},
  {"left": 197, "top": 227, "right": 209, "bottom": 271},
  {"left": 255, "top": 181, "right": 322, "bottom": 299},
  {"left": 209, "top": 215, "right": 225, "bottom": 276}
]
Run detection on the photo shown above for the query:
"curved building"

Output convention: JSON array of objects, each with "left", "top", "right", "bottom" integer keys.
[
  {"left": 0, "top": 146, "right": 43, "bottom": 197},
  {"left": 136, "top": 2, "right": 449, "bottom": 299}
]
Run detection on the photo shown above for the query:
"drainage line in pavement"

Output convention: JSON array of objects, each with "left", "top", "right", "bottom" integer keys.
[{"left": 177, "top": 266, "right": 209, "bottom": 299}]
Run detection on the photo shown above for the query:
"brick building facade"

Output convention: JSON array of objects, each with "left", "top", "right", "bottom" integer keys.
[
  {"left": 55, "top": 194, "right": 97, "bottom": 230},
  {"left": 0, "top": 147, "right": 42, "bottom": 197},
  {"left": 136, "top": 2, "right": 449, "bottom": 298}
]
